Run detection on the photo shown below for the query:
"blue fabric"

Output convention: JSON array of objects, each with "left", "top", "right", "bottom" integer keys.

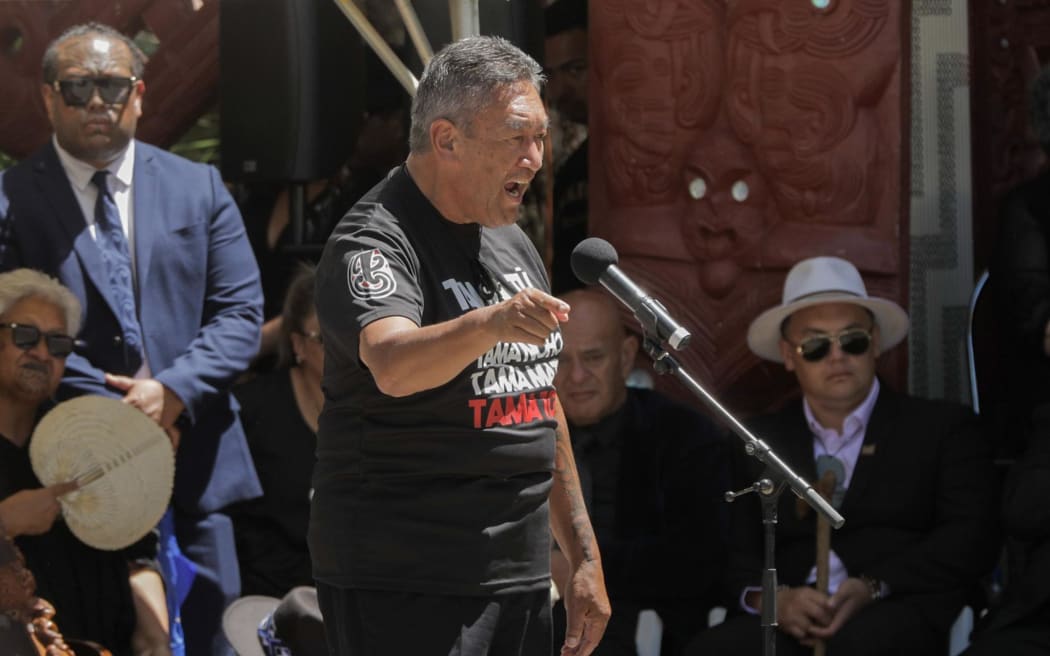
[
  {"left": 175, "top": 510, "right": 241, "bottom": 656},
  {"left": 0, "top": 139, "right": 265, "bottom": 653},
  {"left": 90, "top": 169, "right": 143, "bottom": 372},
  {"left": 159, "top": 508, "right": 196, "bottom": 656},
  {"left": 0, "top": 140, "right": 264, "bottom": 514}
]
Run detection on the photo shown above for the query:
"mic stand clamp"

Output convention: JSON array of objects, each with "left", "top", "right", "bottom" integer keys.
[
  {"left": 727, "top": 478, "right": 787, "bottom": 656},
  {"left": 639, "top": 333, "right": 845, "bottom": 656}
]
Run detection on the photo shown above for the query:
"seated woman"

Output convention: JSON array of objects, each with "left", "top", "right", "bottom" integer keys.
[
  {"left": 228, "top": 265, "right": 322, "bottom": 597},
  {"left": 0, "top": 268, "right": 168, "bottom": 656}
]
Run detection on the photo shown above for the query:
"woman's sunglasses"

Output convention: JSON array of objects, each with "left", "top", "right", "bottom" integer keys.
[
  {"left": 1, "top": 323, "right": 76, "bottom": 358},
  {"left": 51, "top": 76, "right": 138, "bottom": 107},
  {"left": 792, "top": 328, "right": 872, "bottom": 363}
]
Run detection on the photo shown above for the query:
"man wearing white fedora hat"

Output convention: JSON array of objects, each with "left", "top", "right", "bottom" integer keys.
[{"left": 688, "top": 256, "right": 999, "bottom": 655}]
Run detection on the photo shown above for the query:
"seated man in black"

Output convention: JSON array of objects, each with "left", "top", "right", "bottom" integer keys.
[
  {"left": 552, "top": 288, "right": 729, "bottom": 655},
  {"left": 688, "top": 256, "right": 999, "bottom": 655},
  {"left": 962, "top": 62, "right": 1050, "bottom": 656},
  {"left": 961, "top": 421, "right": 1050, "bottom": 655}
]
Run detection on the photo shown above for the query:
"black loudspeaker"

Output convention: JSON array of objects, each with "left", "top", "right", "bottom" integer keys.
[
  {"left": 411, "top": 0, "right": 545, "bottom": 67},
  {"left": 220, "top": 0, "right": 365, "bottom": 182}
]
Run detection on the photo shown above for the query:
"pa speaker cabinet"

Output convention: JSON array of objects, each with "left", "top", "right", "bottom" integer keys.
[{"left": 220, "top": 0, "right": 365, "bottom": 182}]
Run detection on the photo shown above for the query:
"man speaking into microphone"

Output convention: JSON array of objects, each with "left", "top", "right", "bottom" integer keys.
[{"left": 311, "top": 36, "right": 608, "bottom": 656}]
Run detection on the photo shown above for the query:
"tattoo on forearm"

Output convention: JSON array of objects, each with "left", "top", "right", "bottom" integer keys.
[{"left": 555, "top": 422, "right": 597, "bottom": 562}]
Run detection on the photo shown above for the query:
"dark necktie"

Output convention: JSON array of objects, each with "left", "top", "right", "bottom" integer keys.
[{"left": 91, "top": 170, "right": 143, "bottom": 371}]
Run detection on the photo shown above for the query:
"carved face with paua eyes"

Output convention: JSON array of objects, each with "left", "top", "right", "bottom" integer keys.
[{"left": 679, "top": 126, "right": 773, "bottom": 297}]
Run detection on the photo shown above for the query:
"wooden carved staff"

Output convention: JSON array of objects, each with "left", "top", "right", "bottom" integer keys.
[{"left": 813, "top": 467, "right": 838, "bottom": 656}]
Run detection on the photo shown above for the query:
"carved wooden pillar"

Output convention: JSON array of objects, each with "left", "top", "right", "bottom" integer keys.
[{"left": 590, "top": 0, "right": 910, "bottom": 416}]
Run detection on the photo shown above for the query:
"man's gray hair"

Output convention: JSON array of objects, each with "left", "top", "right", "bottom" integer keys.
[
  {"left": 42, "top": 22, "right": 148, "bottom": 83},
  {"left": 0, "top": 269, "right": 82, "bottom": 336},
  {"left": 1031, "top": 65, "right": 1050, "bottom": 154},
  {"left": 409, "top": 35, "right": 544, "bottom": 153}
]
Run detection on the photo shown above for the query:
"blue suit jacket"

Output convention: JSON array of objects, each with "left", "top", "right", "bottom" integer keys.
[{"left": 0, "top": 140, "right": 264, "bottom": 514}]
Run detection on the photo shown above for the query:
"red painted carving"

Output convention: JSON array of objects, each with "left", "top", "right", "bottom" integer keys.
[
  {"left": 590, "top": 0, "right": 908, "bottom": 416},
  {"left": 0, "top": 0, "right": 218, "bottom": 159}
]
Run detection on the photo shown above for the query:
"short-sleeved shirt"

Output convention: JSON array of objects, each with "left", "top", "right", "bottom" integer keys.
[{"left": 310, "top": 165, "right": 561, "bottom": 596}]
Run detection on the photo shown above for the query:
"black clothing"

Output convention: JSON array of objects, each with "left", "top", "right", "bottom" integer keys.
[
  {"left": 571, "top": 400, "right": 626, "bottom": 535},
  {"left": 550, "top": 138, "right": 588, "bottom": 294},
  {"left": 688, "top": 387, "right": 1000, "bottom": 656},
  {"left": 554, "top": 388, "right": 729, "bottom": 655},
  {"left": 316, "top": 583, "right": 552, "bottom": 656},
  {"left": 239, "top": 174, "right": 380, "bottom": 323},
  {"left": 0, "top": 435, "right": 140, "bottom": 656},
  {"left": 311, "top": 165, "right": 560, "bottom": 596},
  {"left": 228, "top": 369, "right": 317, "bottom": 597},
  {"left": 993, "top": 169, "right": 1050, "bottom": 457},
  {"left": 962, "top": 419, "right": 1050, "bottom": 656},
  {"left": 692, "top": 598, "right": 949, "bottom": 656}
]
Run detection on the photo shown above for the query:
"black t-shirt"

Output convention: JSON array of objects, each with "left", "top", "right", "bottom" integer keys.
[{"left": 311, "top": 165, "right": 561, "bottom": 595}]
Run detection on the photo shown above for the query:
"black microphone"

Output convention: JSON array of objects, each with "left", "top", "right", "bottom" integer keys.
[{"left": 571, "top": 237, "right": 691, "bottom": 351}]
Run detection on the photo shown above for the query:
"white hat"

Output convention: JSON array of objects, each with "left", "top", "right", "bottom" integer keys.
[
  {"left": 29, "top": 395, "right": 174, "bottom": 550},
  {"left": 747, "top": 256, "right": 910, "bottom": 362}
]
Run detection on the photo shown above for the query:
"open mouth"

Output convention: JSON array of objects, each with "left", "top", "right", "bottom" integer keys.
[{"left": 504, "top": 181, "right": 528, "bottom": 199}]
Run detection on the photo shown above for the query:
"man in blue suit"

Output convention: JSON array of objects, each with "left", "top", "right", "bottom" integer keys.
[{"left": 0, "top": 22, "right": 264, "bottom": 655}]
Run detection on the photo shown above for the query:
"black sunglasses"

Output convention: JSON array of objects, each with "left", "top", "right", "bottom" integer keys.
[
  {"left": 51, "top": 76, "right": 138, "bottom": 107},
  {"left": 793, "top": 328, "right": 872, "bottom": 362},
  {"left": 1, "top": 323, "right": 76, "bottom": 358}
]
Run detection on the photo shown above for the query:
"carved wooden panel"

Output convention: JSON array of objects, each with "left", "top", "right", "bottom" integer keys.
[
  {"left": 970, "top": 0, "right": 1050, "bottom": 274},
  {"left": 0, "top": 0, "right": 218, "bottom": 159},
  {"left": 590, "top": 0, "right": 910, "bottom": 416}
]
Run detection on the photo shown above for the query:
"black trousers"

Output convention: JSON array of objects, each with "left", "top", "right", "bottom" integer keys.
[
  {"left": 961, "top": 614, "right": 1050, "bottom": 656},
  {"left": 685, "top": 599, "right": 947, "bottom": 656},
  {"left": 316, "top": 584, "right": 552, "bottom": 656}
]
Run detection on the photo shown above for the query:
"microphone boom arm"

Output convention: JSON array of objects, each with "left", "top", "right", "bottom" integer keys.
[{"left": 642, "top": 336, "right": 844, "bottom": 528}]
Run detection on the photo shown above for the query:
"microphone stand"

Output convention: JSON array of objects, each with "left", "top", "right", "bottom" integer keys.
[{"left": 639, "top": 335, "right": 845, "bottom": 656}]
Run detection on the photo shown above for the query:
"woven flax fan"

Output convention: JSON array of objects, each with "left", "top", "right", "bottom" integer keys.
[{"left": 29, "top": 395, "right": 174, "bottom": 551}]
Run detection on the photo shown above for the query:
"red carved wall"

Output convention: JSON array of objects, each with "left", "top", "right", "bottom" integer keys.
[
  {"left": 589, "top": 0, "right": 910, "bottom": 416},
  {"left": 0, "top": 0, "right": 218, "bottom": 159}
]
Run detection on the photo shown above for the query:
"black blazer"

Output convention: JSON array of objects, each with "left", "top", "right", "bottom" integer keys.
[
  {"left": 593, "top": 388, "right": 730, "bottom": 609},
  {"left": 574, "top": 388, "right": 730, "bottom": 652},
  {"left": 975, "top": 430, "right": 1050, "bottom": 635},
  {"left": 724, "top": 386, "right": 1000, "bottom": 631}
]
